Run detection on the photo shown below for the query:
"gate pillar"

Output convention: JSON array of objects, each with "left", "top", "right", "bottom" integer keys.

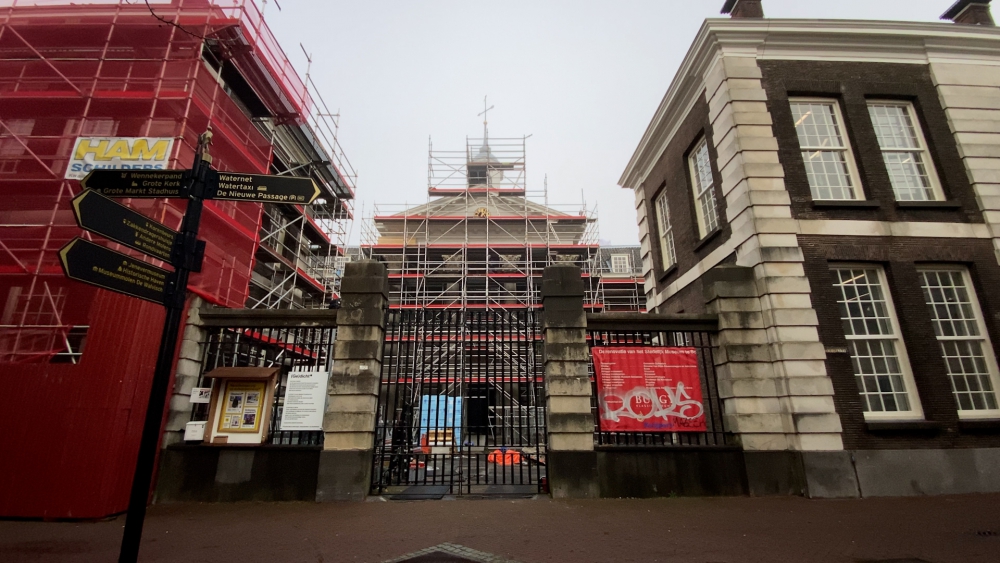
[
  {"left": 542, "top": 264, "right": 599, "bottom": 498},
  {"left": 316, "top": 260, "right": 388, "bottom": 502}
]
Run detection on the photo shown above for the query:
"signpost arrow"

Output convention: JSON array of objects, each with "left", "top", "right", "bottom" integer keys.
[
  {"left": 71, "top": 190, "right": 178, "bottom": 263},
  {"left": 81, "top": 169, "right": 186, "bottom": 199},
  {"left": 58, "top": 238, "right": 172, "bottom": 305},
  {"left": 211, "top": 171, "right": 321, "bottom": 204}
]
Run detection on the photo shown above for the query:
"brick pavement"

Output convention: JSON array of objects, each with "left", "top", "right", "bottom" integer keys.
[{"left": 1, "top": 494, "right": 998, "bottom": 562}]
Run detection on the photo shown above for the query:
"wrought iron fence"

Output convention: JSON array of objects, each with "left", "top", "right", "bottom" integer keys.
[
  {"left": 371, "top": 308, "right": 546, "bottom": 496},
  {"left": 586, "top": 314, "right": 733, "bottom": 448},
  {"left": 190, "top": 309, "right": 338, "bottom": 446}
]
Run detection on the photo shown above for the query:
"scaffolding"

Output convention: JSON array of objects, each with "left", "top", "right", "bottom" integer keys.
[
  {"left": 365, "top": 130, "right": 644, "bottom": 491},
  {"left": 361, "top": 134, "right": 642, "bottom": 311},
  {"left": 0, "top": 0, "right": 355, "bottom": 363}
]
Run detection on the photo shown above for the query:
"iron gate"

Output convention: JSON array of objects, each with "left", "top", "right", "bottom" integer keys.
[{"left": 371, "top": 308, "right": 546, "bottom": 497}]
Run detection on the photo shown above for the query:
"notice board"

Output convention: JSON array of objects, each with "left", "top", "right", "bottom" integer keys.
[
  {"left": 279, "top": 369, "right": 329, "bottom": 431},
  {"left": 591, "top": 347, "right": 706, "bottom": 432}
]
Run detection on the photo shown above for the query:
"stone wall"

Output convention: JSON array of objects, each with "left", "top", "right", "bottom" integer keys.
[{"left": 703, "top": 55, "right": 842, "bottom": 452}]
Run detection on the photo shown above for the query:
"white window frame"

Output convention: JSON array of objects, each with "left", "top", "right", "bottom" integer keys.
[
  {"left": 789, "top": 98, "right": 864, "bottom": 201},
  {"left": 610, "top": 254, "right": 631, "bottom": 275},
  {"left": 831, "top": 264, "right": 924, "bottom": 421},
  {"left": 867, "top": 100, "right": 944, "bottom": 202},
  {"left": 655, "top": 192, "right": 677, "bottom": 271},
  {"left": 688, "top": 137, "right": 719, "bottom": 238},
  {"left": 918, "top": 266, "right": 1000, "bottom": 419}
]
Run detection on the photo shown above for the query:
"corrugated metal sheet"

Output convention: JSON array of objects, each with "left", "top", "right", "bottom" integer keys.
[{"left": 0, "top": 291, "right": 168, "bottom": 518}]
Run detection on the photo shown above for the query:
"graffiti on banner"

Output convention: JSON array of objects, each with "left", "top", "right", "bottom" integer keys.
[{"left": 591, "top": 347, "right": 706, "bottom": 432}]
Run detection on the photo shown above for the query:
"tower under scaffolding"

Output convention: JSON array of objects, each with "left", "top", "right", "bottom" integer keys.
[{"left": 360, "top": 135, "right": 644, "bottom": 311}]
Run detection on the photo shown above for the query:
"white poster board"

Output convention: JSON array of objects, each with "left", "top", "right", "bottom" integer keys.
[
  {"left": 65, "top": 136, "right": 175, "bottom": 180},
  {"left": 279, "top": 369, "right": 330, "bottom": 431}
]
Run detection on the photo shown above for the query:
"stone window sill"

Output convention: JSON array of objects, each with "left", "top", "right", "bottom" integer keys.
[
  {"left": 865, "top": 420, "right": 943, "bottom": 433},
  {"left": 657, "top": 264, "right": 678, "bottom": 283},
  {"left": 693, "top": 227, "right": 722, "bottom": 252},
  {"left": 896, "top": 200, "right": 963, "bottom": 209},
  {"left": 958, "top": 419, "right": 1000, "bottom": 433},
  {"left": 811, "top": 199, "right": 880, "bottom": 209}
]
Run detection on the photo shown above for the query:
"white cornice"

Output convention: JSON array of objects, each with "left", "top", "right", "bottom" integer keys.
[{"left": 618, "top": 18, "right": 1000, "bottom": 191}]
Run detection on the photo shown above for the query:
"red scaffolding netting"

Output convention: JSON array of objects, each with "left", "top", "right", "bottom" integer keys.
[
  {"left": 0, "top": 0, "right": 315, "bottom": 363},
  {"left": 0, "top": 0, "right": 335, "bottom": 519}
]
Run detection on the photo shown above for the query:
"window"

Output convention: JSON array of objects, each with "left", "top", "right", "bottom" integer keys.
[
  {"left": 688, "top": 138, "right": 719, "bottom": 237},
  {"left": 610, "top": 254, "right": 631, "bottom": 274},
  {"left": 868, "top": 101, "right": 942, "bottom": 201},
  {"left": 655, "top": 193, "right": 677, "bottom": 270},
  {"left": 919, "top": 268, "right": 1000, "bottom": 416},
  {"left": 0, "top": 119, "right": 34, "bottom": 174},
  {"left": 791, "top": 100, "right": 862, "bottom": 201},
  {"left": 831, "top": 266, "right": 922, "bottom": 418}
]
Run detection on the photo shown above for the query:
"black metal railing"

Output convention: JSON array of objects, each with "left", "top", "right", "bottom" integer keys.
[
  {"left": 586, "top": 313, "right": 733, "bottom": 448},
  {"left": 191, "top": 308, "right": 338, "bottom": 446},
  {"left": 371, "top": 308, "right": 546, "bottom": 496}
]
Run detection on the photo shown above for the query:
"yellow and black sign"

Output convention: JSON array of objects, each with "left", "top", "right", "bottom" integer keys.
[
  {"left": 72, "top": 190, "right": 177, "bottom": 263},
  {"left": 211, "top": 172, "right": 321, "bottom": 204},
  {"left": 81, "top": 169, "right": 186, "bottom": 199},
  {"left": 58, "top": 238, "right": 172, "bottom": 305},
  {"left": 474, "top": 207, "right": 490, "bottom": 218}
]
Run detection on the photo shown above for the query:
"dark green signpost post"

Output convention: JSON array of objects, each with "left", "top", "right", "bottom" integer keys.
[{"left": 60, "top": 130, "right": 324, "bottom": 563}]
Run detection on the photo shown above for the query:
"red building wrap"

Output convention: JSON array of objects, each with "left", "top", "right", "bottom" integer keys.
[{"left": 0, "top": 1, "right": 304, "bottom": 517}]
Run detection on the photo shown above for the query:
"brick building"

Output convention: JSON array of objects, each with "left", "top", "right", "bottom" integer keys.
[{"left": 619, "top": 0, "right": 1000, "bottom": 496}]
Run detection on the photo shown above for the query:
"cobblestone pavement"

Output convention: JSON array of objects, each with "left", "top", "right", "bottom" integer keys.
[{"left": 1, "top": 494, "right": 998, "bottom": 562}]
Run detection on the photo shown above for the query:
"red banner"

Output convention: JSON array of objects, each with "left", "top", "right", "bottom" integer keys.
[{"left": 592, "top": 347, "right": 706, "bottom": 432}]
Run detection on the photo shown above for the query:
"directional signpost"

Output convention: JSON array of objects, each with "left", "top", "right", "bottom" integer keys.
[
  {"left": 212, "top": 171, "right": 320, "bottom": 203},
  {"left": 59, "top": 238, "right": 172, "bottom": 305},
  {"left": 71, "top": 189, "right": 178, "bottom": 263},
  {"left": 81, "top": 169, "right": 186, "bottom": 199},
  {"left": 59, "top": 130, "right": 331, "bottom": 563}
]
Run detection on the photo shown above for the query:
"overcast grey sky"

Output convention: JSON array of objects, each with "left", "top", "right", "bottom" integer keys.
[{"left": 264, "top": 0, "right": 958, "bottom": 245}]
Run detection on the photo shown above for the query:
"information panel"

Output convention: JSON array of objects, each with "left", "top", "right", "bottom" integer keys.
[
  {"left": 591, "top": 347, "right": 706, "bottom": 433},
  {"left": 279, "top": 369, "right": 329, "bottom": 431},
  {"left": 218, "top": 380, "right": 266, "bottom": 433}
]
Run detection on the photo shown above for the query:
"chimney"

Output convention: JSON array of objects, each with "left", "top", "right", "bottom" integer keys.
[
  {"left": 941, "top": 0, "right": 995, "bottom": 25},
  {"left": 721, "top": 0, "right": 764, "bottom": 19}
]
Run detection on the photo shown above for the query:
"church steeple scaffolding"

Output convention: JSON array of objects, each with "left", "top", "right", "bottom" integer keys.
[{"left": 359, "top": 105, "right": 643, "bottom": 312}]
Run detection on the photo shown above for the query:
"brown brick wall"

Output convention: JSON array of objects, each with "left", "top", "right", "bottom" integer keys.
[
  {"left": 641, "top": 94, "right": 731, "bottom": 300},
  {"left": 759, "top": 60, "right": 982, "bottom": 224},
  {"left": 800, "top": 235, "right": 1000, "bottom": 450}
]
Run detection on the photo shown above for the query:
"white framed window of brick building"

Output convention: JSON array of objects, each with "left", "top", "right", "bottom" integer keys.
[
  {"left": 655, "top": 192, "right": 677, "bottom": 271},
  {"left": 918, "top": 267, "right": 1000, "bottom": 417},
  {"left": 831, "top": 265, "right": 923, "bottom": 419},
  {"left": 790, "top": 99, "right": 863, "bottom": 201},
  {"left": 867, "top": 101, "right": 943, "bottom": 202},
  {"left": 688, "top": 137, "right": 719, "bottom": 238},
  {"left": 610, "top": 254, "right": 631, "bottom": 274}
]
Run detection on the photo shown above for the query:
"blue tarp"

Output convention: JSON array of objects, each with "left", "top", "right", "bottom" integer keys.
[{"left": 418, "top": 395, "right": 462, "bottom": 445}]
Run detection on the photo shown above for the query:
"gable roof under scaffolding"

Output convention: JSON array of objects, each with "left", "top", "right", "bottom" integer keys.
[{"left": 378, "top": 194, "right": 589, "bottom": 221}]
